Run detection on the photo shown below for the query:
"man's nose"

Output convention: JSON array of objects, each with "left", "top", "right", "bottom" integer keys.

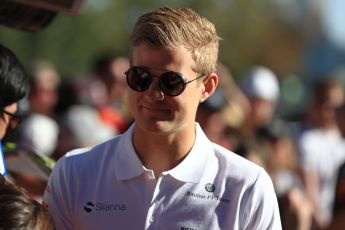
[{"left": 146, "top": 78, "right": 164, "bottom": 100}]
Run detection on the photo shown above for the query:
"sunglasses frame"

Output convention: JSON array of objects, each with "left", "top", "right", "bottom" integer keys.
[
  {"left": 0, "top": 108, "right": 22, "bottom": 131},
  {"left": 125, "top": 66, "right": 205, "bottom": 97}
]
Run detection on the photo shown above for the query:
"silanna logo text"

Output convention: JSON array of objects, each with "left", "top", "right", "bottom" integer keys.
[{"left": 84, "top": 201, "right": 126, "bottom": 213}]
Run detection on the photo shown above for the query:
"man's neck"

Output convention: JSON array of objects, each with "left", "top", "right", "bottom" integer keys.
[{"left": 132, "top": 124, "right": 196, "bottom": 178}]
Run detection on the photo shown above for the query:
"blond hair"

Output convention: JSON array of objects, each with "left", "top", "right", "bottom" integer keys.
[{"left": 130, "top": 7, "right": 221, "bottom": 74}]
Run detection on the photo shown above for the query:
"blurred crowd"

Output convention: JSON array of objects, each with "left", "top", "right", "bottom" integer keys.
[{"left": 3, "top": 54, "right": 345, "bottom": 230}]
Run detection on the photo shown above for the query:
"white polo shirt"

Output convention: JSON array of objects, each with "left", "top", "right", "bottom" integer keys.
[{"left": 43, "top": 123, "right": 281, "bottom": 230}]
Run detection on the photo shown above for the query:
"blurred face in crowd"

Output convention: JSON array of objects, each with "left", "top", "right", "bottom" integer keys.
[
  {"left": 109, "top": 57, "right": 129, "bottom": 102},
  {"left": 249, "top": 97, "right": 276, "bottom": 127},
  {"left": 29, "top": 66, "right": 59, "bottom": 116},
  {"left": 308, "top": 81, "right": 344, "bottom": 127},
  {"left": 0, "top": 103, "right": 18, "bottom": 139}
]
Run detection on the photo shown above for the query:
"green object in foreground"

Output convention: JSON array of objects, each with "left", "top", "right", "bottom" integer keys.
[{"left": 3, "top": 142, "right": 55, "bottom": 180}]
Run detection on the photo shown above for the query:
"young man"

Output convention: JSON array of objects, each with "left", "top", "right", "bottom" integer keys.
[
  {"left": 0, "top": 43, "right": 30, "bottom": 175},
  {"left": 44, "top": 7, "right": 281, "bottom": 229}
]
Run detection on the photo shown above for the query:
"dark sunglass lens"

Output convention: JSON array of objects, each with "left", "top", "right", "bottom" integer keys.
[
  {"left": 126, "top": 67, "right": 152, "bottom": 92},
  {"left": 160, "top": 72, "right": 186, "bottom": 96}
]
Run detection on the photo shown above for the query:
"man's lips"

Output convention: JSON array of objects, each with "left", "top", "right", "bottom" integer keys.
[{"left": 141, "top": 105, "right": 170, "bottom": 115}]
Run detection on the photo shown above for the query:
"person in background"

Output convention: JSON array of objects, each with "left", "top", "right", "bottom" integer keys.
[
  {"left": 91, "top": 54, "right": 129, "bottom": 108},
  {"left": 0, "top": 43, "right": 54, "bottom": 229},
  {"left": 91, "top": 54, "right": 132, "bottom": 134},
  {"left": 216, "top": 62, "right": 250, "bottom": 131},
  {"left": 0, "top": 42, "right": 30, "bottom": 176},
  {"left": 44, "top": 7, "right": 281, "bottom": 229},
  {"left": 5, "top": 60, "right": 61, "bottom": 201},
  {"left": 239, "top": 65, "right": 280, "bottom": 140},
  {"left": 235, "top": 65, "right": 280, "bottom": 173},
  {"left": 261, "top": 120, "right": 314, "bottom": 230},
  {"left": 294, "top": 78, "right": 345, "bottom": 229},
  {"left": 19, "top": 61, "right": 61, "bottom": 156},
  {"left": 28, "top": 61, "right": 60, "bottom": 118},
  {"left": 326, "top": 102, "right": 345, "bottom": 229},
  {"left": 196, "top": 62, "right": 248, "bottom": 151},
  {"left": 196, "top": 88, "right": 233, "bottom": 150}
]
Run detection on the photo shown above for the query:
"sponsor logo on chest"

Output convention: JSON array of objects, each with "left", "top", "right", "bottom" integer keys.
[{"left": 84, "top": 201, "right": 127, "bottom": 213}]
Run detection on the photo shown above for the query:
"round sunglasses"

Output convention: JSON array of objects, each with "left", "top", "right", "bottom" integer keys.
[{"left": 125, "top": 66, "right": 205, "bottom": 97}]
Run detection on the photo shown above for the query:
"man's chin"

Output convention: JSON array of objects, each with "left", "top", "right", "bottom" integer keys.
[{"left": 139, "top": 120, "right": 177, "bottom": 135}]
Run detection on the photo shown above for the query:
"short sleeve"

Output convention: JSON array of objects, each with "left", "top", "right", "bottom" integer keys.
[
  {"left": 241, "top": 169, "right": 282, "bottom": 230},
  {"left": 43, "top": 157, "right": 73, "bottom": 230}
]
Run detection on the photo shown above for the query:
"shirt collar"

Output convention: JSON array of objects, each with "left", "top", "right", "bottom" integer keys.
[
  {"left": 114, "top": 123, "right": 146, "bottom": 180},
  {"left": 166, "top": 123, "right": 211, "bottom": 183},
  {"left": 114, "top": 122, "right": 212, "bottom": 183}
]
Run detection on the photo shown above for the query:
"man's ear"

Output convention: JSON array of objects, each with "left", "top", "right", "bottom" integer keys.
[{"left": 200, "top": 73, "right": 219, "bottom": 103}]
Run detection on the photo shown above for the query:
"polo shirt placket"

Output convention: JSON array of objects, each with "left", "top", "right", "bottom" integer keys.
[{"left": 145, "top": 174, "right": 164, "bottom": 229}]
